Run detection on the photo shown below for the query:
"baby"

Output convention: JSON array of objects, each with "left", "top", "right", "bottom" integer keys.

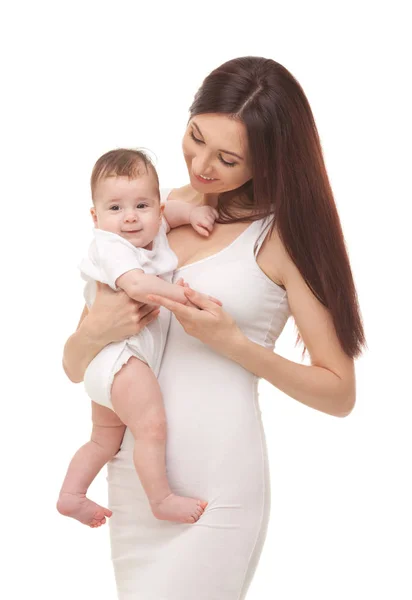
[{"left": 57, "top": 148, "right": 219, "bottom": 527}]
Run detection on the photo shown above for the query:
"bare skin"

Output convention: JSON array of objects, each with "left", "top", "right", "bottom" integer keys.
[
  {"left": 166, "top": 185, "right": 285, "bottom": 288},
  {"left": 109, "top": 355, "right": 207, "bottom": 524},
  {"left": 58, "top": 352, "right": 207, "bottom": 526}
]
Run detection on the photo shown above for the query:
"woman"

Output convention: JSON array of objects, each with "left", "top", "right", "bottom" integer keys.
[{"left": 63, "top": 57, "right": 365, "bottom": 599}]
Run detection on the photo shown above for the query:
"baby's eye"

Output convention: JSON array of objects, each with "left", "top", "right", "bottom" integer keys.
[
  {"left": 137, "top": 203, "right": 148, "bottom": 209},
  {"left": 110, "top": 205, "right": 120, "bottom": 211}
]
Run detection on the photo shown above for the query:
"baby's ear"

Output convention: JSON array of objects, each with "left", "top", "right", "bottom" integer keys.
[{"left": 90, "top": 206, "right": 98, "bottom": 226}]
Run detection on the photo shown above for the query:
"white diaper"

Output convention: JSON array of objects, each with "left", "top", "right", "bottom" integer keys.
[{"left": 83, "top": 312, "right": 170, "bottom": 411}]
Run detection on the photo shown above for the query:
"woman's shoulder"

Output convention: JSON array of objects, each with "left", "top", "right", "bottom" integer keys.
[{"left": 163, "top": 184, "right": 199, "bottom": 204}]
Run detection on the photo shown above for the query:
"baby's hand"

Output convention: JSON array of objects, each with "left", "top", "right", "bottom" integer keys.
[
  {"left": 176, "top": 277, "right": 187, "bottom": 288},
  {"left": 176, "top": 278, "right": 194, "bottom": 305},
  {"left": 189, "top": 206, "right": 219, "bottom": 237},
  {"left": 175, "top": 277, "right": 193, "bottom": 305}
]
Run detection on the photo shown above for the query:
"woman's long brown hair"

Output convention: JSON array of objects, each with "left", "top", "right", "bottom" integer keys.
[{"left": 190, "top": 57, "right": 365, "bottom": 359}]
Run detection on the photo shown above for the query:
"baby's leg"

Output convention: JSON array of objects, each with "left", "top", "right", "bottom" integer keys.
[
  {"left": 111, "top": 357, "right": 207, "bottom": 524},
  {"left": 57, "top": 401, "right": 125, "bottom": 528}
]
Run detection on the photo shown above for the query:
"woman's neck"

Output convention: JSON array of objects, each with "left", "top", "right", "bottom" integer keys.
[{"left": 200, "top": 192, "right": 219, "bottom": 208}]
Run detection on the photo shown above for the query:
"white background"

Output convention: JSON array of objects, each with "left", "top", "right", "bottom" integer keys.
[{"left": 1, "top": 1, "right": 411, "bottom": 598}]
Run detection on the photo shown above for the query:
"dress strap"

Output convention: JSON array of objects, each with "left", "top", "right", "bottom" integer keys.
[{"left": 253, "top": 216, "right": 273, "bottom": 257}]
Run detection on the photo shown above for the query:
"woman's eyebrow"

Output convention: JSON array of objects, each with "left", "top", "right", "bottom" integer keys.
[{"left": 192, "top": 121, "right": 244, "bottom": 161}]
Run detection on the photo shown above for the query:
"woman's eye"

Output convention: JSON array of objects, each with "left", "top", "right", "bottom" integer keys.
[
  {"left": 219, "top": 155, "right": 236, "bottom": 167},
  {"left": 190, "top": 131, "right": 204, "bottom": 144},
  {"left": 190, "top": 129, "right": 236, "bottom": 167}
]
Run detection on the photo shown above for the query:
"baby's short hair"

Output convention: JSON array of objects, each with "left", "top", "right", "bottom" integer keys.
[{"left": 91, "top": 148, "right": 159, "bottom": 199}]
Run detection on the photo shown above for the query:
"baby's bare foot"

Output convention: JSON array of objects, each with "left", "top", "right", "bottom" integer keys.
[
  {"left": 57, "top": 492, "right": 112, "bottom": 528},
  {"left": 150, "top": 493, "right": 208, "bottom": 524}
]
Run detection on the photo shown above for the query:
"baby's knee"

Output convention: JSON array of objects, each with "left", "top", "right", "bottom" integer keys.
[{"left": 134, "top": 414, "right": 167, "bottom": 441}]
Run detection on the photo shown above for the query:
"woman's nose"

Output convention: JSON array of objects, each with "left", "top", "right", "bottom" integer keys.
[{"left": 193, "top": 152, "right": 212, "bottom": 176}]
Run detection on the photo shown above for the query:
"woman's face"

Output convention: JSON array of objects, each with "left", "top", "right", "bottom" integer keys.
[{"left": 182, "top": 113, "right": 253, "bottom": 195}]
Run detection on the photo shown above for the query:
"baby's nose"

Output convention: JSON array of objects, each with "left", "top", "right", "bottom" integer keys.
[{"left": 124, "top": 211, "right": 138, "bottom": 222}]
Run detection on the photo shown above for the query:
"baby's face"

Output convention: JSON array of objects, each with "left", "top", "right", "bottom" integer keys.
[{"left": 91, "top": 173, "right": 163, "bottom": 249}]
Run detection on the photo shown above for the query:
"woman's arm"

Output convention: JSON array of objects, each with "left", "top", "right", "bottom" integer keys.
[
  {"left": 227, "top": 264, "right": 356, "bottom": 418},
  {"left": 229, "top": 341, "right": 355, "bottom": 418},
  {"left": 63, "top": 283, "right": 160, "bottom": 383},
  {"left": 62, "top": 304, "right": 101, "bottom": 383}
]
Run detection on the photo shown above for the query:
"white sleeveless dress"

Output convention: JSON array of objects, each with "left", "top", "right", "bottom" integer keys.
[{"left": 107, "top": 192, "right": 290, "bottom": 599}]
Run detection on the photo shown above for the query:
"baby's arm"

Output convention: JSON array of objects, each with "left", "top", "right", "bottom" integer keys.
[
  {"left": 163, "top": 200, "right": 219, "bottom": 237},
  {"left": 116, "top": 270, "right": 189, "bottom": 305},
  {"left": 87, "top": 231, "right": 190, "bottom": 305}
]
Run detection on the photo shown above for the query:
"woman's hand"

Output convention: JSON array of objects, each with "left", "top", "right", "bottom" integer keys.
[
  {"left": 147, "top": 287, "right": 246, "bottom": 358},
  {"left": 85, "top": 282, "right": 160, "bottom": 345}
]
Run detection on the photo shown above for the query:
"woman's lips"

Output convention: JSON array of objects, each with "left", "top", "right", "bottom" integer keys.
[{"left": 194, "top": 173, "right": 217, "bottom": 184}]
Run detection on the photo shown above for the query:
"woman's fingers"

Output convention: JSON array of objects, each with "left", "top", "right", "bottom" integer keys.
[
  {"left": 138, "top": 308, "right": 160, "bottom": 328},
  {"left": 147, "top": 294, "right": 192, "bottom": 318},
  {"left": 208, "top": 295, "right": 223, "bottom": 306},
  {"left": 138, "top": 303, "right": 160, "bottom": 318},
  {"left": 184, "top": 288, "right": 222, "bottom": 310}
]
